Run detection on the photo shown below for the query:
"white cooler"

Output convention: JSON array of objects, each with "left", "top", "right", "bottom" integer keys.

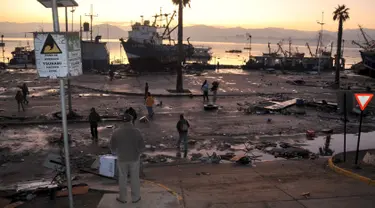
[{"left": 99, "top": 155, "right": 118, "bottom": 178}]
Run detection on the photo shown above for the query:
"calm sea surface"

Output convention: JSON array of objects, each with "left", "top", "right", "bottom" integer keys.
[{"left": 1, "top": 37, "right": 362, "bottom": 68}]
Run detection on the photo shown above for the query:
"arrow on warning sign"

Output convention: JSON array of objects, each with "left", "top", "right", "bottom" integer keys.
[{"left": 354, "top": 93, "right": 374, "bottom": 111}]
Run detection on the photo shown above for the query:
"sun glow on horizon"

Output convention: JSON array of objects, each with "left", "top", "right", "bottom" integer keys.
[{"left": 0, "top": 0, "right": 374, "bottom": 31}]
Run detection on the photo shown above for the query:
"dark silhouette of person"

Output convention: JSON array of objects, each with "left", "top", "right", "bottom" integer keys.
[
  {"left": 201, "top": 80, "right": 209, "bottom": 102},
  {"left": 18, "top": 83, "right": 29, "bottom": 104},
  {"left": 176, "top": 114, "right": 190, "bottom": 158},
  {"left": 15, "top": 91, "right": 24, "bottom": 112},
  {"left": 125, "top": 107, "right": 137, "bottom": 125},
  {"left": 109, "top": 68, "right": 114, "bottom": 81},
  {"left": 89, "top": 108, "right": 101, "bottom": 142}
]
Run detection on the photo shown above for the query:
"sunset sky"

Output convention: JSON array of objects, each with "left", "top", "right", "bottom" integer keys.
[{"left": 1, "top": 0, "right": 374, "bottom": 31}]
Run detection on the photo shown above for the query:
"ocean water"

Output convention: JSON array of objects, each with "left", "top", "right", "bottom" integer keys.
[{"left": 1, "top": 37, "right": 362, "bottom": 68}]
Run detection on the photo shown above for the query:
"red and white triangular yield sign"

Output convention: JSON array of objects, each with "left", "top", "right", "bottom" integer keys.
[{"left": 354, "top": 93, "right": 374, "bottom": 111}]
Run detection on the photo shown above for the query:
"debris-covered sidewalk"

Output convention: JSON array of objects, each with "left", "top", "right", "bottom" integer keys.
[{"left": 142, "top": 159, "right": 375, "bottom": 208}]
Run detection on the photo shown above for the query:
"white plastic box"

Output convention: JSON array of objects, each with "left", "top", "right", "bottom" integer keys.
[{"left": 99, "top": 155, "right": 118, "bottom": 178}]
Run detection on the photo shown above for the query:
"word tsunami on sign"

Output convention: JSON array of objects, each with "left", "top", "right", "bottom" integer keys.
[
  {"left": 41, "top": 34, "right": 62, "bottom": 54},
  {"left": 354, "top": 93, "right": 374, "bottom": 111}
]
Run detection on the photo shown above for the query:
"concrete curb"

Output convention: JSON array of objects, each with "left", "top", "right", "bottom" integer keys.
[{"left": 328, "top": 157, "right": 375, "bottom": 186}]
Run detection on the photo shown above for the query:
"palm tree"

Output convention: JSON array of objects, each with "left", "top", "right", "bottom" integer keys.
[
  {"left": 333, "top": 5, "right": 350, "bottom": 87},
  {"left": 172, "top": 0, "right": 190, "bottom": 92}
]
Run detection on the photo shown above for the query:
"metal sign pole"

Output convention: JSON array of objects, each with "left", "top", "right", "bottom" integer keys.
[
  {"left": 51, "top": 0, "right": 74, "bottom": 207},
  {"left": 343, "top": 92, "right": 347, "bottom": 162},
  {"left": 354, "top": 110, "right": 364, "bottom": 165}
]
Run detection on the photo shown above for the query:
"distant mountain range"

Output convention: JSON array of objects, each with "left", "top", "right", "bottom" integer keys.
[{"left": 1, "top": 22, "right": 375, "bottom": 46}]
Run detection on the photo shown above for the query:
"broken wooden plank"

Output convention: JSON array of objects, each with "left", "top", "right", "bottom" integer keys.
[
  {"left": 0, "top": 180, "right": 59, "bottom": 193},
  {"left": 56, "top": 184, "right": 89, "bottom": 197},
  {"left": 264, "top": 98, "right": 297, "bottom": 110},
  {"left": 230, "top": 153, "right": 246, "bottom": 162}
]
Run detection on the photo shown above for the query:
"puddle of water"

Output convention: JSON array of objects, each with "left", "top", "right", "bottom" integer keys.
[
  {"left": 302, "top": 132, "right": 375, "bottom": 154},
  {"left": 214, "top": 69, "right": 250, "bottom": 75},
  {"left": 78, "top": 93, "right": 115, "bottom": 97},
  {"left": 144, "top": 131, "right": 375, "bottom": 164},
  {"left": 258, "top": 131, "right": 375, "bottom": 156}
]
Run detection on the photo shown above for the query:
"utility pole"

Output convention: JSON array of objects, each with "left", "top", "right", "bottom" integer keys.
[
  {"left": 85, "top": 4, "right": 98, "bottom": 42},
  {"left": 65, "top": 7, "right": 69, "bottom": 32},
  {"left": 317, "top": 11, "right": 325, "bottom": 74},
  {"left": 50, "top": 1, "right": 74, "bottom": 207},
  {"left": 65, "top": 7, "right": 73, "bottom": 115},
  {"left": 79, "top": 15, "right": 82, "bottom": 40},
  {"left": 70, "top": 7, "right": 76, "bottom": 31}
]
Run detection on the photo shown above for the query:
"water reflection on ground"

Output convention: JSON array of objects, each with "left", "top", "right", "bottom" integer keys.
[{"left": 143, "top": 131, "right": 375, "bottom": 163}]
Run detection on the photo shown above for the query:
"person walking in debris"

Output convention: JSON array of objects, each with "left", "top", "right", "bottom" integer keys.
[
  {"left": 144, "top": 82, "right": 149, "bottom": 100},
  {"left": 176, "top": 114, "right": 190, "bottom": 158},
  {"left": 145, "top": 92, "right": 155, "bottom": 119},
  {"left": 18, "top": 83, "right": 29, "bottom": 105},
  {"left": 109, "top": 69, "right": 114, "bottom": 81},
  {"left": 211, "top": 81, "right": 219, "bottom": 104},
  {"left": 110, "top": 113, "right": 145, "bottom": 204},
  {"left": 201, "top": 80, "right": 209, "bottom": 102},
  {"left": 89, "top": 108, "right": 101, "bottom": 142},
  {"left": 15, "top": 90, "right": 25, "bottom": 112},
  {"left": 126, "top": 107, "right": 137, "bottom": 125}
]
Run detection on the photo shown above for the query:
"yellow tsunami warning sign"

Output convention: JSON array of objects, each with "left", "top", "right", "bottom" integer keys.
[{"left": 41, "top": 34, "right": 62, "bottom": 54}]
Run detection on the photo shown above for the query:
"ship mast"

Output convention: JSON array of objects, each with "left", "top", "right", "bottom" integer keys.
[
  {"left": 359, "top": 25, "right": 370, "bottom": 46},
  {"left": 288, "top": 38, "right": 292, "bottom": 57},
  {"left": 277, "top": 41, "right": 287, "bottom": 57},
  {"left": 85, "top": 4, "right": 98, "bottom": 42},
  {"left": 247, "top": 33, "right": 252, "bottom": 59},
  {"left": 268, "top": 42, "right": 271, "bottom": 54},
  {"left": 316, "top": 12, "right": 325, "bottom": 56},
  {"left": 317, "top": 11, "right": 325, "bottom": 74},
  {"left": 306, "top": 43, "right": 314, "bottom": 57}
]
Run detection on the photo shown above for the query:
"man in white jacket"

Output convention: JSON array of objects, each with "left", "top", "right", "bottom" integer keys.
[{"left": 110, "top": 113, "right": 145, "bottom": 204}]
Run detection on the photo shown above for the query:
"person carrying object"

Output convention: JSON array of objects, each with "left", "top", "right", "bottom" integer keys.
[{"left": 110, "top": 113, "right": 145, "bottom": 204}]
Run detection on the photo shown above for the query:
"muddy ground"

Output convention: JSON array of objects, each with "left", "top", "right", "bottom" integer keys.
[{"left": 1, "top": 68, "right": 375, "bottom": 184}]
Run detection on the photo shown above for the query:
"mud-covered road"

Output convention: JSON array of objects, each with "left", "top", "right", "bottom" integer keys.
[{"left": 1, "top": 68, "right": 375, "bottom": 184}]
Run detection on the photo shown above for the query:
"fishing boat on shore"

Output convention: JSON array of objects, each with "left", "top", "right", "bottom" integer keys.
[
  {"left": 120, "top": 10, "right": 194, "bottom": 71},
  {"left": 352, "top": 25, "right": 375, "bottom": 74},
  {"left": 186, "top": 44, "right": 212, "bottom": 64},
  {"left": 9, "top": 46, "right": 35, "bottom": 65}
]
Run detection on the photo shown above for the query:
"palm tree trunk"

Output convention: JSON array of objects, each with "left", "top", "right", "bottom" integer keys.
[
  {"left": 335, "top": 18, "right": 343, "bottom": 86},
  {"left": 176, "top": 0, "right": 184, "bottom": 92}
]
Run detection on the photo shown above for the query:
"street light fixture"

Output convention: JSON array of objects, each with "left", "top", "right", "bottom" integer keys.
[{"left": 37, "top": 0, "right": 78, "bottom": 7}]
